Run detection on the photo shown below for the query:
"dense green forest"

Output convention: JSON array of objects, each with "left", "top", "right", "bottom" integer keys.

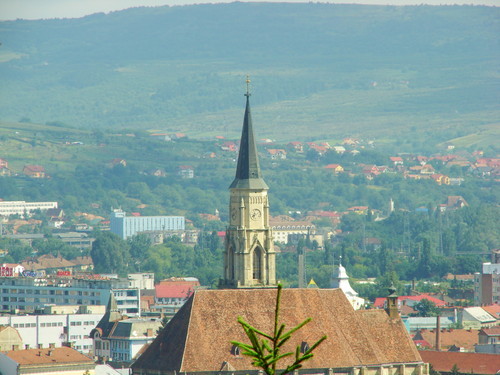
[{"left": 0, "top": 3, "right": 498, "bottom": 142}]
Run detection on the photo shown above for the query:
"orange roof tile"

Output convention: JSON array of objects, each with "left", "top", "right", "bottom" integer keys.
[
  {"left": 5, "top": 347, "right": 94, "bottom": 366},
  {"left": 132, "top": 288, "right": 422, "bottom": 372},
  {"left": 414, "top": 328, "right": 479, "bottom": 351},
  {"left": 419, "top": 350, "right": 500, "bottom": 374}
]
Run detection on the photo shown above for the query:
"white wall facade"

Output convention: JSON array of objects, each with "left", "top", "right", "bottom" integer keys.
[
  {"left": 0, "top": 313, "right": 103, "bottom": 354},
  {"left": 0, "top": 201, "right": 58, "bottom": 217}
]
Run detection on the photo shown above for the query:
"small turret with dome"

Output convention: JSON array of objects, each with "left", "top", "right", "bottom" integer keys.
[{"left": 331, "top": 256, "right": 365, "bottom": 310}]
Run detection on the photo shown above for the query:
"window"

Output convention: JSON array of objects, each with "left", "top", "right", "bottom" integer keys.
[
  {"left": 252, "top": 247, "right": 262, "bottom": 280},
  {"left": 230, "top": 344, "right": 241, "bottom": 356},
  {"left": 300, "top": 341, "right": 310, "bottom": 354}
]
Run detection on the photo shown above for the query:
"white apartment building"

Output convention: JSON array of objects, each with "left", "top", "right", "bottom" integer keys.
[
  {"left": 0, "top": 313, "right": 104, "bottom": 354},
  {"left": 0, "top": 274, "right": 141, "bottom": 316},
  {"left": 110, "top": 209, "right": 185, "bottom": 239},
  {"left": 0, "top": 201, "right": 58, "bottom": 217}
]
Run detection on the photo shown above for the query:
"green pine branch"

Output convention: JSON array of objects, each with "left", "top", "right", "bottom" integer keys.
[{"left": 231, "top": 284, "right": 327, "bottom": 375}]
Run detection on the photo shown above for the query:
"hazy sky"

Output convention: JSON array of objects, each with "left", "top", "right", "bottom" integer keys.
[{"left": 0, "top": 0, "right": 498, "bottom": 21}]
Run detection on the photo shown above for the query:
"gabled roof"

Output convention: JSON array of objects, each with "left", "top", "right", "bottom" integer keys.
[
  {"left": 91, "top": 292, "right": 123, "bottom": 338},
  {"left": 463, "top": 306, "right": 497, "bottom": 323},
  {"left": 482, "top": 304, "right": 500, "bottom": 319},
  {"left": 132, "top": 288, "right": 422, "bottom": 372},
  {"left": 23, "top": 165, "right": 45, "bottom": 172},
  {"left": 413, "top": 328, "right": 479, "bottom": 352},
  {"left": 419, "top": 350, "right": 500, "bottom": 375},
  {"left": 3, "top": 347, "right": 94, "bottom": 366},
  {"left": 479, "top": 327, "right": 500, "bottom": 337}
]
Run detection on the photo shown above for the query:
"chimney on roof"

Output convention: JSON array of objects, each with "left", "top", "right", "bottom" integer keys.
[
  {"left": 146, "top": 328, "right": 153, "bottom": 337},
  {"left": 49, "top": 343, "right": 55, "bottom": 349},
  {"left": 25, "top": 344, "right": 30, "bottom": 350},
  {"left": 12, "top": 345, "right": 19, "bottom": 351},
  {"left": 435, "top": 316, "right": 441, "bottom": 352},
  {"left": 385, "top": 283, "right": 399, "bottom": 319},
  {"left": 38, "top": 344, "right": 43, "bottom": 349}
]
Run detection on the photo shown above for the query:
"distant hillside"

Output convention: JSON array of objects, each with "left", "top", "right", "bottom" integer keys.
[{"left": 0, "top": 3, "right": 498, "bottom": 141}]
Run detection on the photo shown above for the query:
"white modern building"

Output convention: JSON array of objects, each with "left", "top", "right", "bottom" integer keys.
[
  {"left": 110, "top": 209, "right": 185, "bottom": 239},
  {"left": 0, "top": 274, "right": 140, "bottom": 316},
  {"left": 0, "top": 201, "right": 58, "bottom": 217},
  {"left": 0, "top": 313, "right": 104, "bottom": 354}
]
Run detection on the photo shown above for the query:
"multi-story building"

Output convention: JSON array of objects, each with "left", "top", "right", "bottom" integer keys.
[
  {"left": 110, "top": 209, "right": 185, "bottom": 239},
  {"left": 0, "top": 273, "right": 140, "bottom": 316},
  {"left": 0, "top": 313, "right": 104, "bottom": 353},
  {"left": 474, "top": 261, "right": 500, "bottom": 305},
  {"left": 0, "top": 201, "right": 58, "bottom": 217},
  {"left": 269, "top": 219, "right": 316, "bottom": 245},
  {"left": 152, "top": 277, "right": 200, "bottom": 317},
  {"left": 92, "top": 294, "right": 161, "bottom": 364}
]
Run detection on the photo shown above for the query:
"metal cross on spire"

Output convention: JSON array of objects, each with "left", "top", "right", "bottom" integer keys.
[{"left": 245, "top": 75, "right": 251, "bottom": 97}]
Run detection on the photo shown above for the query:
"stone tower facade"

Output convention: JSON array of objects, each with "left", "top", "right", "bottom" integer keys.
[{"left": 221, "top": 89, "right": 276, "bottom": 288}]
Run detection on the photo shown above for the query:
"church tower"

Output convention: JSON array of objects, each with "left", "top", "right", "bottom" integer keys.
[{"left": 221, "top": 78, "right": 276, "bottom": 288}]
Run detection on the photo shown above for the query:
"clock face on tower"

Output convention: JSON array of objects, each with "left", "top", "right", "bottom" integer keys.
[
  {"left": 231, "top": 208, "right": 237, "bottom": 221},
  {"left": 250, "top": 209, "right": 262, "bottom": 220}
]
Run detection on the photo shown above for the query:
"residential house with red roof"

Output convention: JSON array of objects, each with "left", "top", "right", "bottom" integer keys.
[
  {"left": 266, "top": 149, "right": 287, "bottom": 160},
  {"left": 23, "top": 165, "right": 46, "bottom": 178},
  {"left": 420, "top": 164, "right": 436, "bottom": 174},
  {"left": 153, "top": 277, "right": 200, "bottom": 317},
  {"left": 413, "top": 328, "right": 480, "bottom": 352},
  {"left": 419, "top": 351, "right": 500, "bottom": 375},
  {"left": 373, "top": 294, "right": 447, "bottom": 310},
  {"left": 287, "top": 141, "right": 304, "bottom": 153},
  {"left": 324, "top": 163, "right": 344, "bottom": 173},
  {"left": 220, "top": 141, "right": 238, "bottom": 152},
  {"left": 479, "top": 327, "right": 500, "bottom": 345},
  {"left": 0, "top": 346, "right": 95, "bottom": 375},
  {"left": 430, "top": 173, "right": 450, "bottom": 185},
  {"left": 390, "top": 156, "right": 404, "bottom": 166}
]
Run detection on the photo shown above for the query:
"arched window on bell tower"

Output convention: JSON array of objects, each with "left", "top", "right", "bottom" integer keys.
[
  {"left": 228, "top": 246, "right": 234, "bottom": 280},
  {"left": 253, "top": 247, "right": 262, "bottom": 281}
]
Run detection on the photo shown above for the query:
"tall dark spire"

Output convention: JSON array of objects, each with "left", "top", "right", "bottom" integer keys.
[{"left": 229, "top": 77, "right": 268, "bottom": 190}]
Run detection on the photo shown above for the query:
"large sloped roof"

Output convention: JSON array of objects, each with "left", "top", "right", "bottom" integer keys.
[{"left": 132, "top": 288, "right": 422, "bottom": 372}]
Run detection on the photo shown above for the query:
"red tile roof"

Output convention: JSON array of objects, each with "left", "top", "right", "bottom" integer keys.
[
  {"left": 155, "top": 280, "right": 200, "bottom": 299},
  {"left": 479, "top": 327, "right": 500, "bottom": 336},
  {"left": 419, "top": 350, "right": 500, "bottom": 375},
  {"left": 5, "top": 347, "right": 94, "bottom": 366},
  {"left": 482, "top": 304, "right": 500, "bottom": 319},
  {"left": 374, "top": 294, "right": 447, "bottom": 308},
  {"left": 413, "top": 329, "right": 479, "bottom": 352},
  {"left": 133, "top": 288, "right": 423, "bottom": 372}
]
